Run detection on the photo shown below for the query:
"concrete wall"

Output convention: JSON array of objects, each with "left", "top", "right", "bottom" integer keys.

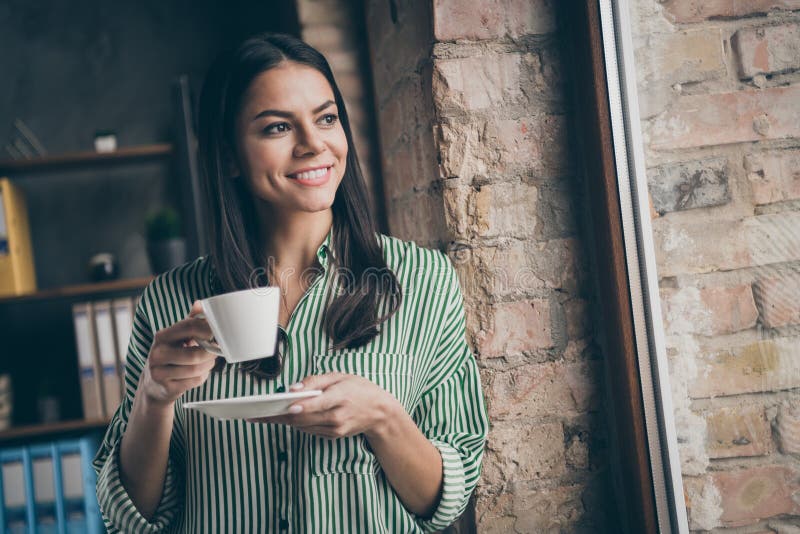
[{"left": 631, "top": 0, "right": 800, "bottom": 531}]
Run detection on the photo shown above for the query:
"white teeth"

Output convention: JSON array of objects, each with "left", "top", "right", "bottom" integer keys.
[{"left": 292, "top": 167, "right": 329, "bottom": 180}]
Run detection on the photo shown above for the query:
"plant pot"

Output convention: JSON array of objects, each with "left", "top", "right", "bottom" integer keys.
[{"left": 147, "top": 238, "right": 187, "bottom": 274}]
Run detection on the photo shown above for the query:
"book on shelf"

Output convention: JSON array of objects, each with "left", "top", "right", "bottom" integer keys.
[
  {"left": 71, "top": 303, "right": 104, "bottom": 420},
  {"left": 0, "top": 437, "right": 104, "bottom": 533},
  {"left": 0, "top": 177, "right": 37, "bottom": 298}
]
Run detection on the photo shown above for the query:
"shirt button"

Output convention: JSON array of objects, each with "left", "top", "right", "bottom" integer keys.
[
  {"left": 279, "top": 518, "right": 289, "bottom": 530},
  {"left": 276, "top": 384, "right": 286, "bottom": 393},
  {"left": 278, "top": 451, "right": 288, "bottom": 462}
]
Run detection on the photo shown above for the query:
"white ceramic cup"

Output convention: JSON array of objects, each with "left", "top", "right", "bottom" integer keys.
[{"left": 194, "top": 287, "right": 281, "bottom": 363}]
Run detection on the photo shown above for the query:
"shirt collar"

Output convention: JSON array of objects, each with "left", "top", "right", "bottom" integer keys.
[{"left": 316, "top": 225, "right": 335, "bottom": 268}]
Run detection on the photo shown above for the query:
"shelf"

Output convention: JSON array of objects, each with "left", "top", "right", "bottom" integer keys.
[
  {"left": 0, "top": 276, "right": 153, "bottom": 304},
  {"left": 0, "top": 143, "right": 173, "bottom": 175},
  {"left": 0, "top": 418, "right": 110, "bottom": 444}
]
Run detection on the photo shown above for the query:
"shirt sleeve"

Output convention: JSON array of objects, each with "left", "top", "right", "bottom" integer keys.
[
  {"left": 411, "top": 254, "right": 489, "bottom": 532},
  {"left": 92, "top": 287, "right": 184, "bottom": 533}
]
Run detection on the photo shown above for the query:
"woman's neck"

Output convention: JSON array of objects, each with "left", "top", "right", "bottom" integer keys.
[{"left": 259, "top": 209, "right": 333, "bottom": 272}]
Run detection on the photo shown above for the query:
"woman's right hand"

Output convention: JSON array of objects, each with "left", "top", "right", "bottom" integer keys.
[{"left": 138, "top": 312, "right": 219, "bottom": 409}]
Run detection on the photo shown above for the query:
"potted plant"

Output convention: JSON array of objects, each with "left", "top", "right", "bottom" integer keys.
[{"left": 145, "top": 207, "right": 187, "bottom": 274}]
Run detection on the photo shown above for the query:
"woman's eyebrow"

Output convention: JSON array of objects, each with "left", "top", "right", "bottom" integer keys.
[{"left": 252, "top": 99, "right": 336, "bottom": 121}]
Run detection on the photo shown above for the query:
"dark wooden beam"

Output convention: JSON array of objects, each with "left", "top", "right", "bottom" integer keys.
[{"left": 561, "top": 2, "right": 659, "bottom": 532}]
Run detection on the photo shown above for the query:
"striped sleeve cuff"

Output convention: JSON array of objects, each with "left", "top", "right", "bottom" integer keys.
[
  {"left": 96, "top": 439, "right": 181, "bottom": 533},
  {"left": 415, "top": 439, "right": 468, "bottom": 532}
]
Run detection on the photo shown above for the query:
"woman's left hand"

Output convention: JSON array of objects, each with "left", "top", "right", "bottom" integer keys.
[{"left": 246, "top": 373, "right": 399, "bottom": 440}]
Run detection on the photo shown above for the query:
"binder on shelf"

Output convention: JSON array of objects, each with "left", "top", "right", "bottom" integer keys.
[
  {"left": 92, "top": 300, "right": 120, "bottom": 417},
  {"left": 0, "top": 177, "right": 37, "bottom": 298},
  {"left": 71, "top": 303, "right": 104, "bottom": 420},
  {"left": 0, "top": 437, "right": 104, "bottom": 534},
  {"left": 111, "top": 297, "right": 134, "bottom": 395}
]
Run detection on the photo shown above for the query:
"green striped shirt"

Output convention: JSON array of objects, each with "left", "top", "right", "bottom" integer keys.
[{"left": 93, "top": 230, "right": 489, "bottom": 533}]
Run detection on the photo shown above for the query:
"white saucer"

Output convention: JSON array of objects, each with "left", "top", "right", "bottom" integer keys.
[{"left": 183, "top": 390, "right": 322, "bottom": 420}]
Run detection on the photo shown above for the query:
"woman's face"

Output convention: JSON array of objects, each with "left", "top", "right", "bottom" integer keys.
[{"left": 233, "top": 62, "right": 348, "bottom": 215}]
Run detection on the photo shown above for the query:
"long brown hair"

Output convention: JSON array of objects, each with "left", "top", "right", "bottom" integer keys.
[{"left": 196, "top": 33, "right": 402, "bottom": 378}]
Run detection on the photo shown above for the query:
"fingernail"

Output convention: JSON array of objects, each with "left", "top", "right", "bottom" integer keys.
[
  {"left": 288, "top": 405, "right": 303, "bottom": 414},
  {"left": 289, "top": 383, "right": 304, "bottom": 390}
]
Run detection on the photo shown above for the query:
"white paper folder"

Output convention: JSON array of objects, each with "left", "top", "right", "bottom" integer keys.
[
  {"left": 92, "top": 300, "right": 121, "bottom": 418},
  {"left": 71, "top": 303, "right": 104, "bottom": 420}
]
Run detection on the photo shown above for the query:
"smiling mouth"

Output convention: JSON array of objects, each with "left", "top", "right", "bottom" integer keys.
[{"left": 287, "top": 166, "right": 332, "bottom": 181}]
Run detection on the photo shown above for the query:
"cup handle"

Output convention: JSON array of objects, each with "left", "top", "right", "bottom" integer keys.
[{"left": 193, "top": 312, "right": 224, "bottom": 356}]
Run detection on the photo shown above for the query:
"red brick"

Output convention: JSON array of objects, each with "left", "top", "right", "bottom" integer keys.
[
  {"left": 476, "top": 484, "right": 587, "bottom": 533},
  {"left": 746, "top": 149, "right": 800, "bottom": 205},
  {"left": 659, "top": 0, "right": 800, "bottom": 23},
  {"left": 637, "top": 29, "right": 726, "bottom": 86},
  {"left": 661, "top": 285, "right": 758, "bottom": 336},
  {"left": 683, "top": 476, "right": 723, "bottom": 531},
  {"left": 487, "top": 361, "right": 599, "bottom": 420},
  {"left": 433, "top": 0, "right": 556, "bottom": 41},
  {"left": 325, "top": 50, "right": 359, "bottom": 75},
  {"left": 648, "top": 157, "right": 730, "bottom": 215},
  {"left": 732, "top": 23, "right": 800, "bottom": 79},
  {"left": 473, "top": 182, "right": 538, "bottom": 239},
  {"left": 482, "top": 421, "right": 565, "bottom": 486},
  {"left": 433, "top": 54, "right": 524, "bottom": 114},
  {"left": 776, "top": 400, "right": 800, "bottom": 454},
  {"left": 689, "top": 338, "right": 800, "bottom": 398},
  {"left": 452, "top": 242, "right": 546, "bottom": 300},
  {"left": 437, "top": 114, "right": 570, "bottom": 181},
  {"left": 302, "top": 24, "right": 357, "bottom": 53},
  {"left": 296, "top": 0, "right": 351, "bottom": 26},
  {"left": 753, "top": 270, "right": 800, "bottom": 327},
  {"left": 705, "top": 405, "right": 771, "bottom": 458},
  {"left": 649, "top": 86, "right": 800, "bottom": 150},
  {"left": 652, "top": 213, "right": 800, "bottom": 277},
  {"left": 476, "top": 299, "right": 552, "bottom": 357},
  {"left": 713, "top": 465, "right": 800, "bottom": 527}
]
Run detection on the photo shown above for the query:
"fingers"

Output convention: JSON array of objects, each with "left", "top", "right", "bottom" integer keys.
[
  {"left": 289, "top": 372, "right": 348, "bottom": 393},
  {"left": 153, "top": 316, "right": 214, "bottom": 347},
  {"left": 246, "top": 410, "right": 340, "bottom": 428},
  {"left": 151, "top": 357, "right": 217, "bottom": 382},
  {"left": 151, "top": 345, "right": 217, "bottom": 367}
]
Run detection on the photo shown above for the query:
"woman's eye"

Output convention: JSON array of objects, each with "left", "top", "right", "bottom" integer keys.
[
  {"left": 320, "top": 114, "right": 339, "bottom": 126},
  {"left": 264, "top": 122, "right": 289, "bottom": 134}
]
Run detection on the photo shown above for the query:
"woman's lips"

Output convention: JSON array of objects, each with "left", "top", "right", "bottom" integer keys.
[{"left": 287, "top": 166, "right": 332, "bottom": 186}]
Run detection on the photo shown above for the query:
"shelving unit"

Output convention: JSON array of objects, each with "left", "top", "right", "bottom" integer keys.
[
  {"left": 0, "top": 418, "right": 110, "bottom": 446},
  {"left": 0, "top": 144, "right": 173, "bottom": 174},
  {"left": 0, "top": 276, "right": 153, "bottom": 305},
  {"left": 0, "top": 78, "right": 203, "bottom": 439}
]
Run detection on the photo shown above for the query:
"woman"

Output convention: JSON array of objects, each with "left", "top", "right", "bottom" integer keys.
[{"left": 93, "top": 32, "right": 488, "bottom": 533}]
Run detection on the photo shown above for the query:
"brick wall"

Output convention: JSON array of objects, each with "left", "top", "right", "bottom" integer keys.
[
  {"left": 632, "top": 0, "right": 800, "bottom": 531},
  {"left": 295, "top": 0, "right": 384, "bottom": 222},
  {"left": 363, "top": 0, "right": 611, "bottom": 532}
]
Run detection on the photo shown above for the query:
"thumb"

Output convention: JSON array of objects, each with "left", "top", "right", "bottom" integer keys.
[
  {"left": 290, "top": 372, "right": 347, "bottom": 392},
  {"left": 188, "top": 300, "right": 204, "bottom": 318}
]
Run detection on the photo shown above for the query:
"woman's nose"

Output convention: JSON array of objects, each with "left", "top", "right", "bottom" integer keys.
[{"left": 293, "top": 125, "right": 326, "bottom": 157}]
